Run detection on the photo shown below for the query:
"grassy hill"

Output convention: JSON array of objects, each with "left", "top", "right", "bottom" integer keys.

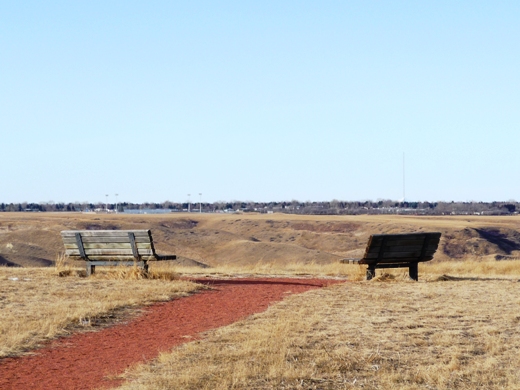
[{"left": 1, "top": 212, "right": 520, "bottom": 268}]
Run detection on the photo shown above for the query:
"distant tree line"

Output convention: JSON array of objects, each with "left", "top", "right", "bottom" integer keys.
[{"left": 0, "top": 200, "right": 518, "bottom": 216}]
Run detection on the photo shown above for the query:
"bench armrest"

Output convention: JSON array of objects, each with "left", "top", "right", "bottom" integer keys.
[{"left": 154, "top": 254, "right": 177, "bottom": 261}]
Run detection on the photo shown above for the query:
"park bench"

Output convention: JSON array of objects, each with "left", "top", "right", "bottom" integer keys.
[
  {"left": 341, "top": 232, "right": 442, "bottom": 280},
  {"left": 61, "top": 230, "right": 176, "bottom": 275}
]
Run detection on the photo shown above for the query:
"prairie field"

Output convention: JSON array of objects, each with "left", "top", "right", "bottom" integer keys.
[
  {"left": 1, "top": 212, "right": 520, "bottom": 388},
  {"left": 0, "top": 266, "right": 200, "bottom": 358},
  {"left": 118, "top": 276, "right": 520, "bottom": 390}
]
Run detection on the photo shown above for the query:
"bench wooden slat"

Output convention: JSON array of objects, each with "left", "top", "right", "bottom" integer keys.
[
  {"left": 77, "top": 256, "right": 157, "bottom": 261},
  {"left": 61, "top": 230, "right": 151, "bottom": 238},
  {"left": 365, "top": 244, "right": 439, "bottom": 254},
  {"left": 367, "top": 238, "right": 440, "bottom": 248},
  {"left": 86, "top": 261, "right": 147, "bottom": 267},
  {"left": 360, "top": 256, "right": 434, "bottom": 264},
  {"left": 364, "top": 251, "right": 436, "bottom": 260},
  {"left": 64, "top": 243, "right": 152, "bottom": 250},
  {"left": 370, "top": 232, "right": 441, "bottom": 239},
  {"left": 367, "top": 238, "right": 440, "bottom": 246},
  {"left": 65, "top": 248, "right": 154, "bottom": 256},
  {"left": 368, "top": 236, "right": 440, "bottom": 244},
  {"left": 62, "top": 236, "right": 152, "bottom": 244}
]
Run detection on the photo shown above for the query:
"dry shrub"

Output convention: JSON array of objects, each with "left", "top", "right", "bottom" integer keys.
[
  {"left": 102, "top": 266, "right": 150, "bottom": 280},
  {"left": 100, "top": 266, "right": 179, "bottom": 281},
  {"left": 55, "top": 257, "right": 180, "bottom": 281},
  {"left": 148, "top": 269, "right": 180, "bottom": 281},
  {"left": 370, "top": 272, "right": 396, "bottom": 282},
  {"left": 55, "top": 253, "right": 75, "bottom": 276},
  {"left": 99, "top": 266, "right": 178, "bottom": 281},
  {"left": 433, "top": 274, "right": 459, "bottom": 281}
]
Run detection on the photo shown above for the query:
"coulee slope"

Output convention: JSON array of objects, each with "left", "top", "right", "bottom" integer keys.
[{"left": 0, "top": 213, "right": 520, "bottom": 268}]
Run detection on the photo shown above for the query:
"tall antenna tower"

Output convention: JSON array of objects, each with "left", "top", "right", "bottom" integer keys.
[{"left": 402, "top": 152, "right": 406, "bottom": 202}]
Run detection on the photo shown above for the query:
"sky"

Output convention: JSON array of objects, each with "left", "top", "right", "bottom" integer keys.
[{"left": 1, "top": 1, "right": 519, "bottom": 204}]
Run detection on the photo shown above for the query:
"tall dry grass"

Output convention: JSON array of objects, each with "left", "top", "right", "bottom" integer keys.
[
  {"left": 422, "top": 258, "right": 520, "bottom": 278},
  {"left": 0, "top": 265, "right": 200, "bottom": 358},
  {"left": 118, "top": 278, "right": 520, "bottom": 389},
  {"left": 151, "top": 257, "right": 520, "bottom": 282},
  {"left": 153, "top": 260, "right": 362, "bottom": 279},
  {"left": 4, "top": 255, "right": 520, "bottom": 388}
]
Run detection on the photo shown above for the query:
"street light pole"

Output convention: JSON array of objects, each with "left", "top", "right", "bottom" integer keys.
[
  {"left": 187, "top": 194, "right": 191, "bottom": 212},
  {"left": 105, "top": 194, "right": 108, "bottom": 213},
  {"left": 199, "top": 193, "right": 202, "bottom": 213},
  {"left": 115, "top": 193, "right": 119, "bottom": 213}
]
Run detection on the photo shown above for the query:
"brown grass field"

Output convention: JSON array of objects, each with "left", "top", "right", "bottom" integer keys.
[
  {"left": 117, "top": 275, "right": 520, "bottom": 390},
  {"left": 2, "top": 212, "right": 520, "bottom": 388},
  {"left": 0, "top": 266, "right": 200, "bottom": 359}
]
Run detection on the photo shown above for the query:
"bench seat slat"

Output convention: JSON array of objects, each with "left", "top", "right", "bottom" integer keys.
[
  {"left": 65, "top": 248, "right": 154, "bottom": 256},
  {"left": 369, "top": 235, "right": 440, "bottom": 242},
  {"left": 367, "top": 238, "right": 440, "bottom": 248},
  {"left": 86, "top": 261, "right": 146, "bottom": 266},
  {"left": 364, "top": 250, "right": 437, "bottom": 260},
  {"left": 61, "top": 230, "right": 151, "bottom": 238},
  {"left": 68, "top": 255, "right": 175, "bottom": 261},
  {"left": 64, "top": 243, "right": 152, "bottom": 250},
  {"left": 360, "top": 256, "right": 434, "bottom": 264},
  {"left": 365, "top": 244, "right": 439, "bottom": 254},
  {"left": 68, "top": 255, "right": 158, "bottom": 261},
  {"left": 62, "top": 236, "right": 152, "bottom": 244},
  {"left": 370, "top": 232, "right": 441, "bottom": 239}
]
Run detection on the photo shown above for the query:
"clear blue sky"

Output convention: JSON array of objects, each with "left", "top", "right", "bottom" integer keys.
[{"left": 2, "top": 1, "right": 519, "bottom": 204}]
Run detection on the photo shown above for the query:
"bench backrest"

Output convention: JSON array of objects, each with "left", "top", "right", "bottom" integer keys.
[
  {"left": 360, "top": 232, "right": 441, "bottom": 265},
  {"left": 61, "top": 230, "right": 157, "bottom": 261}
]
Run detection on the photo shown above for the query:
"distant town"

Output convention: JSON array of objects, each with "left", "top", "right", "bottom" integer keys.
[{"left": 1, "top": 200, "right": 518, "bottom": 216}]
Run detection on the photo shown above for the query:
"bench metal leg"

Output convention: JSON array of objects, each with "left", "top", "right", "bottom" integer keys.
[
  {"left": 409, "top": 262, "right": 418, "bottom": 281},
  {"left": 366, "top": 265, "right": 376, "bottom": 280},
  {"left": 134, "top": 260, "right": 148, "bottom": 272},
  {"left": 86, "top": 263, "right": 95, "bottom": 276}
]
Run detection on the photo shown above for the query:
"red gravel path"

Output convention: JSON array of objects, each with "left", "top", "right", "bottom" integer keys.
[{"left": 0, "top": 278, "right": 343, "bottom": 390}]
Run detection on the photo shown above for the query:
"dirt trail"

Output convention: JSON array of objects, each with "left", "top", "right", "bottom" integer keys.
[{"left": 0, "top": 278, "right": 343, "bottom": 390}]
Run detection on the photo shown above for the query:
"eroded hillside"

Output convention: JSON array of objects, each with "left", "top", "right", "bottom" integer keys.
[{"left": 1, "top": 213, "right": 520, "bottom": 267}]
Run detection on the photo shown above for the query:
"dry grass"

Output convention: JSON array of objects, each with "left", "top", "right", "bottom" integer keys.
[
  {"left": 118, "top": 277, "right": 520, "bottom": 389},
  {"left": 56, "top": 255, "right": 180, "bottom": 281},
  {"left": 0, "top": 265, "right": 200, "bottom": 358},
  {"left": 422, "top": 259, "right": 520, "bottom": 278},
  {"left": 3, "top": 210, "right": 520, "bottom": 388},
  {"left": 148, "top": 257, "right": 520, "bottom": 283},
  {"left": 152, "top": 260, "right": 362, "bottom": 280}
]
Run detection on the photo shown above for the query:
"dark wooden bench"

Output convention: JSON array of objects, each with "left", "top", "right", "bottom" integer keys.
[
  {"left": 341, "top": 232, "right": 441, "bottom": 280},
  {"left": 61, "top": 230, "right": 176, "bottom": 275}
]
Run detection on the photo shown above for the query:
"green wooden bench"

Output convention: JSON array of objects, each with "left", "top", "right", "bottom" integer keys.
[
  {"left": 341, "top": 232, "right": 442, "bottom": 280},
  {"left": 61, "top": 230, "right": 176, "bottom": 275}
]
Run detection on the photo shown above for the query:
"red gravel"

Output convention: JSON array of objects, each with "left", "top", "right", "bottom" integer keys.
[{"left": 0, "top": 277, "right": 343, "bottom": 390}]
